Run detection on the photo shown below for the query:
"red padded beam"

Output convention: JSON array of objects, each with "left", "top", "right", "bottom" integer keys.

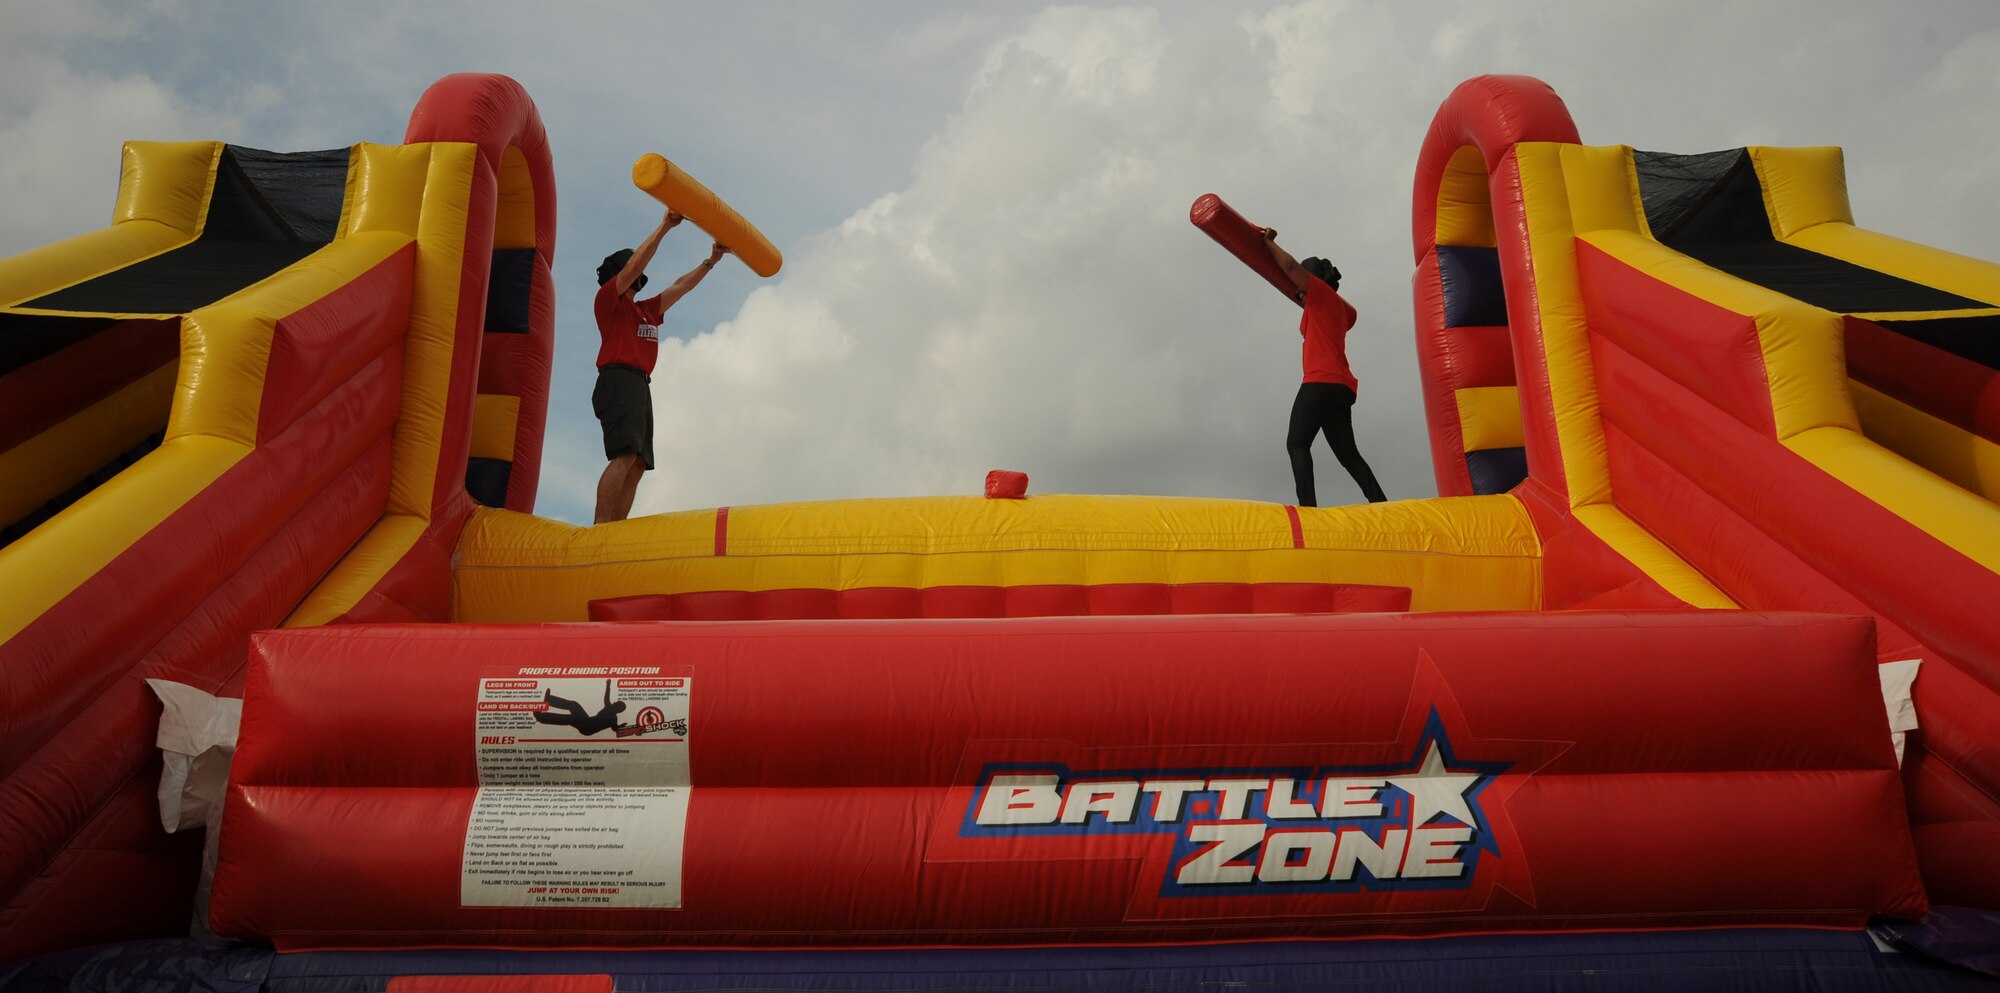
[
  {"left": 214, "top": 613, "right": 1923, "bottom": 949},
  {"left": 588, "top": 583, "right": 1411, "bottom": 622},
  {"left": 1576, "top": 241, "right": 1777, "bottom": 437},
  {"left": 1190, "top": 194, "right": 1298, "bottom": 306}
]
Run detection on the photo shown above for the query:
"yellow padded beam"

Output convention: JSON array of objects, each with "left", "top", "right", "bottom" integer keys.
[
  {"left": 632, "top": 153, "right": 782, "bottom": 277},
  {"left": 452, "top": 494, "right": 1545, "bottom": 623}
]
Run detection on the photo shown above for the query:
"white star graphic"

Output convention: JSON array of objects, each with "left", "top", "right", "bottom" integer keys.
[{"left": 1388, "top": 741, "right": 1481, "bottom": 827}]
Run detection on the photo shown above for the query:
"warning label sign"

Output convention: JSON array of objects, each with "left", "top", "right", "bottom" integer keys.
[{"left": 462, "top": 665, "right": 692, "bottom": 909}]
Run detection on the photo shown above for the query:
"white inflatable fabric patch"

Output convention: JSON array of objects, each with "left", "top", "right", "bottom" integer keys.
[
  {"left": 1877, "top": 659, "right": 1921, "bottom": 766},
  {"left": 145, "top": 678, "right": 242, "bottom": 833}
]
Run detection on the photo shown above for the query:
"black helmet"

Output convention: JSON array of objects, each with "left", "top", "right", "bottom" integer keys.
[
  {"left": 1301, "top": 257, "right": 1341, "bottom": 290},
  {"left": 598, "top": 249, "right": 647, "bottom": 291}
]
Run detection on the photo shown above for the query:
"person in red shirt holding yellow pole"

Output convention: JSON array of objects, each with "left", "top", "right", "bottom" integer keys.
[
  {"left": 591, "top": 209, "right": 728, "bottom": 524},
  {"left": 1260, "top": 226, "right": 1387, "bottom": 507}
]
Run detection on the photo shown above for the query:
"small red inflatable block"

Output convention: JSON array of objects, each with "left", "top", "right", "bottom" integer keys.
[
  {"left": 985, "top": 470, "right": 1028, "bottom": 499},
  {"left": 1190, "top": 193, "right": 1300, "bottom": 306},
  {"left": 390, "top": 978, "right": 610, "bottom": 993}
]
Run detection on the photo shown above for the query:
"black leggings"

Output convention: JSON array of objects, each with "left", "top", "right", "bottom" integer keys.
[{"left": 1287, "top": 382, "right": 1386, "bottom": 507}]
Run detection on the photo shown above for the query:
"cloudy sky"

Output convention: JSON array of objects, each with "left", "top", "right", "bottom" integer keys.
[{"left": 5, "top": 1, "right": 1999, "bottom": 523}]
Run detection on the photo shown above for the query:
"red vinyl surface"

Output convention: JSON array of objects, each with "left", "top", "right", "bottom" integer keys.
[
  {"left": 1576, "top": 241, "right": 1777, "bottom": 436},
  {"left": 1190, "top": 193, "right": 1298, "bottom": 304},
  {"left": 213, "top": 613, "right": 1924, "bottom": 949},
  {"left": 1590, "top": 327, "right": 2000, "bottom": 820},
  {"left": 0, "top": 318, "right": 178, "bottom": 453},
  {"left": 588, "top": 583, "right": 1413, "bottom": 622}
]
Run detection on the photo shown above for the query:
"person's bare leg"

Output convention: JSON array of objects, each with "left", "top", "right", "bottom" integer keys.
[
  {"left": 595, "top": 455, "right": 641, "bottom": 524},
  {"left": 613, "top": 463, "right": 646, "bottom": 522}
]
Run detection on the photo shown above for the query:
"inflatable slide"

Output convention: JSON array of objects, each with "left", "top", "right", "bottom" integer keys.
[
  {"left": 1410, "top": 75, "right": 2000, "bottom": 906},
  {"left": 0, "top": 73, "right": 1994, "bottom": 988},
  {"left": 0, "top": 73, "right": 556, "bottom": 958}
]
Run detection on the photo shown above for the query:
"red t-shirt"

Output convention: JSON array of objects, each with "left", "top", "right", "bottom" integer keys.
[
  {"left": 1298, "top": 278, "right": 1358, "bottom": 391},
  {"left": 594, "top": 280, "right": 664, "bottom": 374}
]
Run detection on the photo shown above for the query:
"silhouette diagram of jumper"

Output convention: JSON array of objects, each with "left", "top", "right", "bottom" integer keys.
[{"left": 533, "top": 680, "right": 627, "bottom": 736}]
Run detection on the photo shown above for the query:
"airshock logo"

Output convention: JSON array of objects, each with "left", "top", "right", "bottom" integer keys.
[{"left": 959, "top": 712, "right": 1508, "bottom": 896}]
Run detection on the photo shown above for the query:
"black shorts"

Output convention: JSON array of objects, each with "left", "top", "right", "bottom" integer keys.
[{"left": 592, "top": 364, "right": 654, "bottom": 470}]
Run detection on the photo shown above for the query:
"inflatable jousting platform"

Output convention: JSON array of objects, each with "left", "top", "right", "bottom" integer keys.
[{"left": 0, "top": 73, "right": 1996, "bottom": 988}]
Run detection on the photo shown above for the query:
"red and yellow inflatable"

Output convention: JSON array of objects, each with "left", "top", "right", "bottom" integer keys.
[{"left": 0, "top": 72, "right": 1995, "bottom": 985}]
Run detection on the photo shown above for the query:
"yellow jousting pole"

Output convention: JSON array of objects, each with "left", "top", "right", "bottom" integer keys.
[{"left": 631, "top": 153, "right": 782, "bottom": 277}]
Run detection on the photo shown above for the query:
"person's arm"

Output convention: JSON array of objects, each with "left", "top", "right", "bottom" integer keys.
[
  {"left": 614, "top": 209, "right": 683, "bottom": 296},
  {"left": 646, "top": 241, "right": 731, "bottom": 311},
  {"left": 1259, "top": 226, "right": 1313, "bottom": 300}
]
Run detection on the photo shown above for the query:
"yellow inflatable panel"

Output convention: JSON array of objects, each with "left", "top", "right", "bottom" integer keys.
[
  {"left": 453, "top": 494, "right": 1542, "bottom": 623},
  {"left": 1748, "top": 146, "right": 1851, "bottom": 239},
  {"left": 113, "top": 141, "right": 222, "bottom": 234},
  {"left": 287, "top": 142, "right": 481, "bottom": 624},
  {"left": 1785, "top": 426, "right": 2000, "bottom": 573},
  {"left": 1456, "top": 386, "right": 1525, "bottom": 451},
  {"left": 0, "top": 435, "right": 248, "bottom": 643},
  {"left": 284, "top": 514, "right": 430, "bottom": 627},
  {"left": 1851, "top": 382, "right": 2000, "bottom": 502},
  {"left": 1515, "top": 142, "right": 1614, "bottom": 508},
  {"left": 1785, "top": 224, "right": 2000, "bottom": 309},
  {"left": 388, "top": 142, "right": 476, "bottom": 519},
  {"left": 1559, "top": 144, "right": 1647, "bottom": 237},
  {"left": 0, "top": 224, "right": 193, "bottom": 312},
  {"left": 494, "top": 145, "right": 538, "bottom": 251},
  {"left": 1573, "top": 504, "right": 1737, "bottom": 608},
  {"left": 469, "top": 394, "right": 521, "bottom": 462},
  {"left": 632, "top": 153, "right": 782, "bottom": 277},
  {"left": 1433, "top": 145, "right": 1497, "bottom": 248},
  {"left": 343, "top": 142, "right": 435, "bottom": 239}
]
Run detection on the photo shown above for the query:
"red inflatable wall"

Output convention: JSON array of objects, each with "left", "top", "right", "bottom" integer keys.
[{"left": 214, "top": 612, "right": 1923, "bottom": 949}]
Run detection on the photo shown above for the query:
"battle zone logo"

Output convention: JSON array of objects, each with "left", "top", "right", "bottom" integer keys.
[{"left": 958, "top": 713, "right": 1508, "bottom": 897}]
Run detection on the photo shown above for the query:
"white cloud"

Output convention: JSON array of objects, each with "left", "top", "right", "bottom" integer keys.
[
  {"left": 628, "top": 0, "right": 2000, "bottom": 517},
  {"left": 638, "top": 5, "right": 1304, "bottom": 510},
  {"left": 0, "top": 5, "right": 245, "bottom": 252}
]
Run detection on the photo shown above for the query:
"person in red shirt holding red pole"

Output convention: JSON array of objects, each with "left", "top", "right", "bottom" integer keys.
[
  {"left": 1260, "top": 227, "right": 1387, "bottom": 506},
  {"left": 592, "top": 209, "right": 728, "bottom": 524}
]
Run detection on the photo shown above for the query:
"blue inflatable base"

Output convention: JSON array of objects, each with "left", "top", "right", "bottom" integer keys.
[{"left": 5, "top": 921, "right": 1997, "bottom": 992}]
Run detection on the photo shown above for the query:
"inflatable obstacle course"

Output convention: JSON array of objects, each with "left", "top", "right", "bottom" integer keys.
[{"left": 0, "top": 72, "right": 1997, "bottom": 986}]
